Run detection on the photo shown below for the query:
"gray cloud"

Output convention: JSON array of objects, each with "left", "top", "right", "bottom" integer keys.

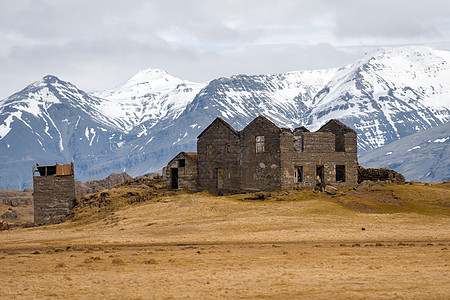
[
  {"left": 329, "top": 0, "right": 450, "bottom": 38},
  {"left": 1, "top": 0, "right": 450, "bottom": 98}
]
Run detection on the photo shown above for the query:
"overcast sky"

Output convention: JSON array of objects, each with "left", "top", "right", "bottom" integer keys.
[{"left": 2, "top": 0, "right": 450, "bottom": 99}]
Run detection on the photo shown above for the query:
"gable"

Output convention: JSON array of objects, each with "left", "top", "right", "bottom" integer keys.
[
  {"left": 197, "top": 117, "right": 239, "bottom": 139},
  {"left": 241, "top": 115, "right": 281, "bottom": 135},
  {"left": 317, "top": 119, "right": 356, "bottom": 134},
  {"left": 167, "top": 152, "right": 198, "bottom": 166}
]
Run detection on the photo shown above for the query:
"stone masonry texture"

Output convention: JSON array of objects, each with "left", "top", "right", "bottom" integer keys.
[{"left": 164, "top": 116, "right": 359, "bottom": 192}]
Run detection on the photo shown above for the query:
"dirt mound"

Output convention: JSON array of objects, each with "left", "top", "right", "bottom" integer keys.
[{"left": 70, "top": 175, "right": 164, "bottom": 223}]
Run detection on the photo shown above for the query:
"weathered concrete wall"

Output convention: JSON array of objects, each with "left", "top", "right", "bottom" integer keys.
[
  {"left": 163, "top": 152, "right": 198, "bottom": 190},
  {"left": 33, "top": 175, "right": 75, "bottom": 225},
  {"left": 197, "top": 118, "right": 241, "bottom": 192},
  {"left": 240, "top": 116, "right": 282, "bottom": 191}
]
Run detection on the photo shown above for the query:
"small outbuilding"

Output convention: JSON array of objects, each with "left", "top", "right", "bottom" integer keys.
[
  {"left": 162, "top": 152, "right": 198, "bottom": 190},
  {"left": 33, "top": 162, "right": 75, "bottom": 225}
]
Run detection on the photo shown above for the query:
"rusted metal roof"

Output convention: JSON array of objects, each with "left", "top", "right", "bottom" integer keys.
[
  {"left": 184, "top": 152, "right": 198, "bottom": 161},
  {"left": 34, "top": 162, "right": 74, "bottom": 176}
]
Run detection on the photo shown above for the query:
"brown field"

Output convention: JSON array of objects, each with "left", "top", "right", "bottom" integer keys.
[{"left": 1, "top": 183, "right": 449, "bottom": 299}]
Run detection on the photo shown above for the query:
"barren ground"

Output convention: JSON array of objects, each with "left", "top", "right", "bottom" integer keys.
[{"left": 1, "top": 183, "right": 449, "bottom": 299}]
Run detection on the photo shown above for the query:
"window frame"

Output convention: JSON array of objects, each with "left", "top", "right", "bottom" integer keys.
[{"left": 255, "top": 135, "right": 265, "bottom": 153}]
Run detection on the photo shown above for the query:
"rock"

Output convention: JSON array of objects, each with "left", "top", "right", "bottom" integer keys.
[
  {"left": 75, "top": 172, "right": 133, "bottom": 196},
  {"left": 0, "top": 189, "right": 33, "bottom": 206},
  {"left": 0, "top": 221, "right": 9, "bottom": 231},
  {"left": 324, "top": 185, "right": 338, "bottom": 195},
  {"left": 1, "top": 210, "right": 18, "bottom": 220},
  {"left": 355, "top": 183, "right": 370, "bottom": 190}
]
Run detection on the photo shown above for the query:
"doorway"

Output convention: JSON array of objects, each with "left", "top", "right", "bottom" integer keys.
[
  {"left": 171, "top": 168, "right": 178, "bottom": 189},
  {"left": 216, "top": 168, "right": 224, "bottom": 189},
  {"left": 316, "top": 165, "right": 324, "bottom": 183}
]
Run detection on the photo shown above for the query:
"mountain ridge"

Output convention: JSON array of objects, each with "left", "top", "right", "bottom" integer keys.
[{"left": 1, "top": 46, "right": 449, "bottom": 189}]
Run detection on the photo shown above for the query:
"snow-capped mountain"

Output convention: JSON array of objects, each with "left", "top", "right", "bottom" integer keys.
[
  {"left": 303, "top": 47, "right": 450, "bottom": 150},
  {"left": 0, "top": 75, "right": 130, "bottom": 189},
  {"left": 1, "top": 46, "right": 449, "bottom": 189},
  {"left": 359, "top": 121, "right": 449, "bottom": 182},
  {"left": 91, "top": 68, "right": 205, "bottom": 134}
]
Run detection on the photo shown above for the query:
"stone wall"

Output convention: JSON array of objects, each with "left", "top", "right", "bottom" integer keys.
[
  {"left": 280, "top": 129, "right": 358, "bottom": 190},
  {"left": 197, "top": 118, "right": 241, "bottom": 192},
  {"left": 164, "top": 116, "right": 359, "bottom": 193},
  {"left": 162, "top": 152, "right": 198, "bottom": 190},
  {"left": 240, "top": 116, "right": 282, "bottom": 191},
  {"left": 358, "top": 166, "right": 405, "bottom": 184},
  {"left": 33, "top": 175, "right": 75, "bottom": 225}
]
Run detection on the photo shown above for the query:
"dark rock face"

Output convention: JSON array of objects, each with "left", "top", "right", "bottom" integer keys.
[{"left": 75, "top": 172, "right": 133, "bottom": 196}]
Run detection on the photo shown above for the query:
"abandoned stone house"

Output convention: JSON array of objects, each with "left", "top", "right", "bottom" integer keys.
[
  {"left": 33, "top": 162, "right": 75, "bottom": 225},
  {"left": 163, "top": 115, "right": 358, "bottom": 192}
]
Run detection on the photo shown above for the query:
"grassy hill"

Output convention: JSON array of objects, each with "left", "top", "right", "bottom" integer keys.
[{"left": 1, "top": 180, "right": 449, "bottom": 299}]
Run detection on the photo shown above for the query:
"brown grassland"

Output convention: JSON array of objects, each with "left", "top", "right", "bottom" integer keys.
[{"left": 1, "top": 181, "right": 449, "bottom": 299}]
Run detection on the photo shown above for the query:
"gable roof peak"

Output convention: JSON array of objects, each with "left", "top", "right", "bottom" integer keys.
[
  {"left": 197, "top": 117, "right": 239, "bottom": 139},
  {"left": 317, "top": 119, "right": 356, "bottom": 133},
  {"left": 243, "top": 115, "right": 281, "bottom": 132}
]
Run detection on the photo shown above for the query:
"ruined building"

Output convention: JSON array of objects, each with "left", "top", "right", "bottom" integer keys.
[
  {"left": 163, "top": 116, "right": 358, "bottom": 192},
  {"left": 33, "top": 163, "right": 75, "bottom": 225}
]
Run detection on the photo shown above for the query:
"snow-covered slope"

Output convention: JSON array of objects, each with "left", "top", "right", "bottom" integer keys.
[
  {"left": 1, "top": 46, "right": 450, "bottom": 188},
  {"left": 0, "top": 75, "right": 128, "bottom": 189},
  {"left": 304, "top": 46, "right": 450, "bottom": 150},
  {"left": 359, "top": 121, "right": 450, "bottom": 182},
  {"left": 91, "top": 68, "right": 205, "bottom": 134}
]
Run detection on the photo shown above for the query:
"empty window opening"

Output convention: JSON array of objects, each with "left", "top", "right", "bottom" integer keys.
[
  {"left": 207, "top": 144, "right": 212, "bottom": 155},
  {"left": 226, "top": 144, "right": 231, "bottom": 153},
  {"left": 335, "top": 134, "right": 345, "bottom": 152},
  {"left": 294, "top": 166, "right": 303, "bottom": 182},
  {"left": 256, "top": 136, "right": 265, "bottom": 153},
  {"left": 336, "top": 165, "right": 346, "bottom": 182},
  {"left": 178, "top": 159, "right": 185, "bottom": 167}
]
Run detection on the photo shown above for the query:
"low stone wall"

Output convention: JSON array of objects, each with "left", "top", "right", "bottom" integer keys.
[{"left": 358, "top": 166, "right": 405, "bottom": 184}]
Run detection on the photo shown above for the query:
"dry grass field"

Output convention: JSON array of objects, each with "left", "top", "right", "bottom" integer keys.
[{"left": 1, "top": 182, "right": 449, "bottom": 299}]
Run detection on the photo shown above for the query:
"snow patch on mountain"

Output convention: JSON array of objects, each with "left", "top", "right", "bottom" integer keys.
[{"left": 91, "top": 68, "right": 206, "bottom": 132}]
